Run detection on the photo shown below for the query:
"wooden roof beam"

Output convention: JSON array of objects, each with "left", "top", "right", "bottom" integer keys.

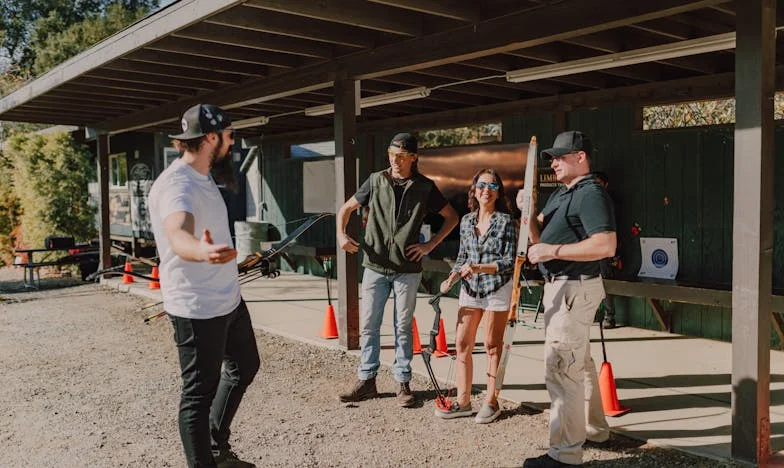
[
  {"left": 76, "top": 76, "right": 197, "bottom": 97},
  {"left": 0, "top": 0, "right": 247, "bottom": 115},
  {"left": 173, "top": 22, "right": 334, "bottom": 59},
  {"left": 86, "top": 69, "right": 221, "bottom": 91},
  {"left": 244, "top": 0, "right": 422, "bottom": 36},
  {"left": 104, "top": 59, "right": 245, "bottom": 84},
  {"left": 145, "top": 37, "right": 301, "bottom": 68},
  {"left": 206, "top": 7, "right": 375, "bottom": 48},
  {"left": 366, "top": 0, "right": 480, "bottom": 22},
  {"left": 94, "top": 0, "right": 732, "bottom": 133},
  {"left": 124, "top": 49, "right": 268, "bottom": 76},
  {"left": 47, "top": 90, "right": 165, "bottom": 107}
]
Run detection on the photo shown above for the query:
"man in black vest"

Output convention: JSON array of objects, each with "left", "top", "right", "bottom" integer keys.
[
  {"left": 336, "top": 133, "right": 458, "bottom": 407},
  {"left": 520, "top": 131, "right": 615, "bottom": 468}
]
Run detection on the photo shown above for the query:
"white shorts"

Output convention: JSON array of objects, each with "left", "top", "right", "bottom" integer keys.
[{"left": 458, "top": 279, "right": 513, "bottom": 312}]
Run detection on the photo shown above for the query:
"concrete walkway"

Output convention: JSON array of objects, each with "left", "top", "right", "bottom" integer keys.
[{"left": 107, "top": 271, "right": 784, "bottom": 465}]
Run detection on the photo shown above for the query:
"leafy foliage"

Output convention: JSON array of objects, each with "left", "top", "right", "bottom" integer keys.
[
  {"left": 418, "top": 123, "right": 502, "bottom": 149},
  {"left": 31, "top": 3, "right": 151, "bottom": 75},
  {"left": 4, "top": 131, "right": 96, "bottom": 252},
  {"left": 0, "top": 0, "right": 158, "bottom": 76},
  {"left": 643, "top": 93, "right": 784, "bottom": 130},
  {"left": 0, "top": 150, "right": 20, "bottom": 264}
]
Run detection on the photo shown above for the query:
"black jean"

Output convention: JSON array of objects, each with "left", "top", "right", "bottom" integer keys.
[{"left": 170, "top": 300, "right": 260, "bottom": 468}]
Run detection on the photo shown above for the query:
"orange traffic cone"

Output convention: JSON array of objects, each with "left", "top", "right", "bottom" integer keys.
[
  {"left": 597, "top": 322, "right": 630, "bottom": 416},
  {"left": 412, "top": 317, "right": 422, "bottom": 355},
  {"left": 434, "top": 318, "right": 451, "bottom": 357},
  {"left": 320, "top": 304, "right": 338, "bottom": 339},
  {"left": 148, "top": 266, "right": 160, "bottom": 289},
  {"left": 599, "top": 361, "right": 630, "bottom": 417},
  {"left": 122, "top": 262, "right": 134, "bottom": 284}
]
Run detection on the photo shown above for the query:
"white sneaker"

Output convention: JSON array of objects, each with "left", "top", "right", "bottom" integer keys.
[
  {"left": 474, "top": 401, "right": 501, "bottom": 424},
  {"left": 434, "top": 401, "right": 473, "bottom": 419}
]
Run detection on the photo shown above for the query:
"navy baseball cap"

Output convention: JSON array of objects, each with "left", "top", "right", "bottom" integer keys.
[
  {"left": 169, "top": 104, "right": 232, "bottom": 140},
  {"left": 389, "top": 133, "right": 418, "bottom": 154},
  {"left": 541, "top": 131, "right": 592, "bottom": 160}
]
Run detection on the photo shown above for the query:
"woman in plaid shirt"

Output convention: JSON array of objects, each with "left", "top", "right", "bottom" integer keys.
[{"left": 436, "top": 169, "right": 517, "bottom": 424}]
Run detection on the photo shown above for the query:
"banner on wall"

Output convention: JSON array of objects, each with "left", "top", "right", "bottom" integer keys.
[{"left": 638, "top": 237, "right": 679, "bottom": 280}]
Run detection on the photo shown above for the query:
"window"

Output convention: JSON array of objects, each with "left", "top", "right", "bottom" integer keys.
[
  {"left": 289, "top": 140, "right": 336, "bottom": 159},
  {"left": 643, "top": 93, "right": 784, "bottom": 130},
  {"left": 418, "top": 122, "right": 502, "bottom": 150},
  {"left": 109, "top": 152, "right": 127, "bottom": 188},
  {"left": 163, "top": 147, "right": 180, "bottom": 169}
]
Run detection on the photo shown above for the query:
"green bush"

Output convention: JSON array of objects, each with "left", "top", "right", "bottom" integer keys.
[{"left": 5, "top": 131, "right": 96, "bottom": 251}]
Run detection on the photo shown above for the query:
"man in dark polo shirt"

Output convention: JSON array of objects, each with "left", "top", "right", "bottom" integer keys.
[
  {"left": 519, "top": 131, "right": 616, "bottom": 468},
  {"left": 335, "top": 133, "right": 458, "bottom": 408}
]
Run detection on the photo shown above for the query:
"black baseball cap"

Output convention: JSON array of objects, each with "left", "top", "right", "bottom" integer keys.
[
  {"left": 541, "top": 131, "right": 592, "bottom": 160},
  {"left": 389, "top": 133, "right": 418, "bottom": 154},
  {"left": 169, "top": 104, "right": 232, "bottom": 140}
]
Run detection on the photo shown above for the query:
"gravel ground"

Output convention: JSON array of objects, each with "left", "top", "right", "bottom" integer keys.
[{"left": 0, "top": 266, "right": 735, "bottom": 467}]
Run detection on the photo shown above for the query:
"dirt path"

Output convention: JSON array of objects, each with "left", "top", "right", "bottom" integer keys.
[{"left": 0, "top": 268, "right": 731, "bottom": 467}]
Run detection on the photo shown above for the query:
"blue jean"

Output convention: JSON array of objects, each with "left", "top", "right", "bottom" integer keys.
[{"left": 358, "top": 268, "right": 422, "bottom": 383}]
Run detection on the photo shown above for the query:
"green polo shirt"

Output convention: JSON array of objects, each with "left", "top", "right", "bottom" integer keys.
[{"left": 538, "top": 175, "right": 615, "bottom": 277}]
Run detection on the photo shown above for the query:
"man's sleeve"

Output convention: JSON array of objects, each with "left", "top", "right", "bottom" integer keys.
[
  {"left": 427, "top": 183, "right": 449, "bottom": 213},
  {"left": 354, "top": 178, "right": 372, "bottom": 206},
  {"left": 580, "top": 187, "right": 616, "bottom": 236},
  {"left": 158, "top": 177, "right": 193, "bottom": 219}
]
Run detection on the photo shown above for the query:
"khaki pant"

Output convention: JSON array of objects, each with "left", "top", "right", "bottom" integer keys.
[{"left": 542, "top": 277, "right": 609, "bottom": 465}]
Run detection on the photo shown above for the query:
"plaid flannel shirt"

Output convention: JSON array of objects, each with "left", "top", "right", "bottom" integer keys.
[{"left": 453, "top": 211, "right": 517, "bottom": 297}]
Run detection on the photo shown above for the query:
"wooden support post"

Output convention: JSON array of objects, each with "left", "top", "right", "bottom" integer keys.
[
  {"left": 731, "top": 0, "right": 775, "bottom": 463},
  {"left": 96, "top": 132, "right": 111, "bottom": 271},
  {"left": 770, "top": 312, "right": 784, "bottom": 351},
  {"left": 334, "top": 78, "right": 360, "bottom": 350},
  {"left": 647, "top": 298, "right": 671, "bottom": 332}
]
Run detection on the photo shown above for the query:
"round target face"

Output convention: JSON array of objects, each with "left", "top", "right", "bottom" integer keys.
[{"left": 651, "top": 248, "right": 669, "bottom": 268}]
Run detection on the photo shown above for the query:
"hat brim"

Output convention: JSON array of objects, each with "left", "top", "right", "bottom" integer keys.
[
  {"left": 541, "top": 147, "right": 573, "bottom": 160},
  {"left": 168, "top": 130, "right": 206, "bottom": 140}
]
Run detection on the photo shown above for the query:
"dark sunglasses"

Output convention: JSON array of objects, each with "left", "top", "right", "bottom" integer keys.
[{"left": 476, "top": 181, "right": 499, "bottom": 191}]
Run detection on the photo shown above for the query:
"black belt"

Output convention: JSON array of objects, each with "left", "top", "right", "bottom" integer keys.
[{"left": 542, "top": 273, "right": 599, "bottom": 283}]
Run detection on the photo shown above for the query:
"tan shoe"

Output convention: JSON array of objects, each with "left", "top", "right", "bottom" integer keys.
[
  {"left": 338, "top": 377, "right": 378, "bottom": 402},
  {"left": 396, "top": 382, "right": 416, "bottom": 408}
]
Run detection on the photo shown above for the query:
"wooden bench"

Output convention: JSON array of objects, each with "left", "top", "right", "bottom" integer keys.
[{"left": 604, "top": 278, "right": 784, "bottom": 347}]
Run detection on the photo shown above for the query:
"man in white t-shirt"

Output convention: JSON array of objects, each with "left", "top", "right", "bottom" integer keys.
[{"left": 149, "top": 104, "right": 259, "bottom": 468}]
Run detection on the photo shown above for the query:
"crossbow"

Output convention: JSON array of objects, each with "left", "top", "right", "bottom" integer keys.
[{"left": 421, "top": 292, "right": 452, "bottom": 411}]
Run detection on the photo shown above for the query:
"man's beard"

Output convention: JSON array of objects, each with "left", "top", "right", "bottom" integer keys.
[{"left": 211, "top": 135, "right": 237, "bottom": 192}]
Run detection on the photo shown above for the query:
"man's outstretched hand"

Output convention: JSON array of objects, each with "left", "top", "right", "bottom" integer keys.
[{"left": 200, "top": 229, "right": 237, "bottom": 264}]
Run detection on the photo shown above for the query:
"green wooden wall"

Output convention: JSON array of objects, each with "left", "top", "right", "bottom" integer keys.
[
  {"left": 504, "top": 104, "right": 784, "bottom": 346},
  {"left": 260, "top": 105, "right": 784, "bottom": 346}
]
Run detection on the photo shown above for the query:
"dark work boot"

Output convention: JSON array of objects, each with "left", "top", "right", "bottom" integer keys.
[
  {"left": 396, "top": 382, "right": 416, "bottom": 408},
  {"left": 338, "top": 377, "right": 378, "bottom": 402}
]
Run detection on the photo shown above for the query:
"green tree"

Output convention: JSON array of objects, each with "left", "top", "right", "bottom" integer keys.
[
  {"left": 31, "top": 3, "right": 152, "bottom": 75},
  {"left": 0, "top": 0, "right": 158, "bottom": 76},
  {"left": 5, "top": 131, "right": 96, "bottom": 251},
  {"left": 0, "top": 150, "right": 20, "bottom": 264}
]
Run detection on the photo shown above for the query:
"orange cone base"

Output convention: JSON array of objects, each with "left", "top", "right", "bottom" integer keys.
[
  {"left": 598, "top": 361, "right": 631, "bottom": 417},
  {"left": 320, "top": 304, "right": 339, "bottom": 339}
]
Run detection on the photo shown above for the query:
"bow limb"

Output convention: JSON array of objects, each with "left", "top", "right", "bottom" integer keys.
[
  {"left": 421, "top": 293, "right": 452, "bottom": 410},
  {"left": 237, "top": 212, "right": 333, "bottom": 281}
]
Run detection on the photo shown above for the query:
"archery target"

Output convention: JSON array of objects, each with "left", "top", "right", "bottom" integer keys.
[{"left": 638, "top": 238, "right": 678, "bottom": 280}]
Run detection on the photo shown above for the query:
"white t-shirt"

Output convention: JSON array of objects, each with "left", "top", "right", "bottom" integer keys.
[{"left": 148, "top": 158, "right": 241, "bottom": 319}]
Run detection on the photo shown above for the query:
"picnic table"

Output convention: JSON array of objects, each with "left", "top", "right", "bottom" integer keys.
[{"left": 14, "top": 245, "right": 99, "bottom": 288}]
